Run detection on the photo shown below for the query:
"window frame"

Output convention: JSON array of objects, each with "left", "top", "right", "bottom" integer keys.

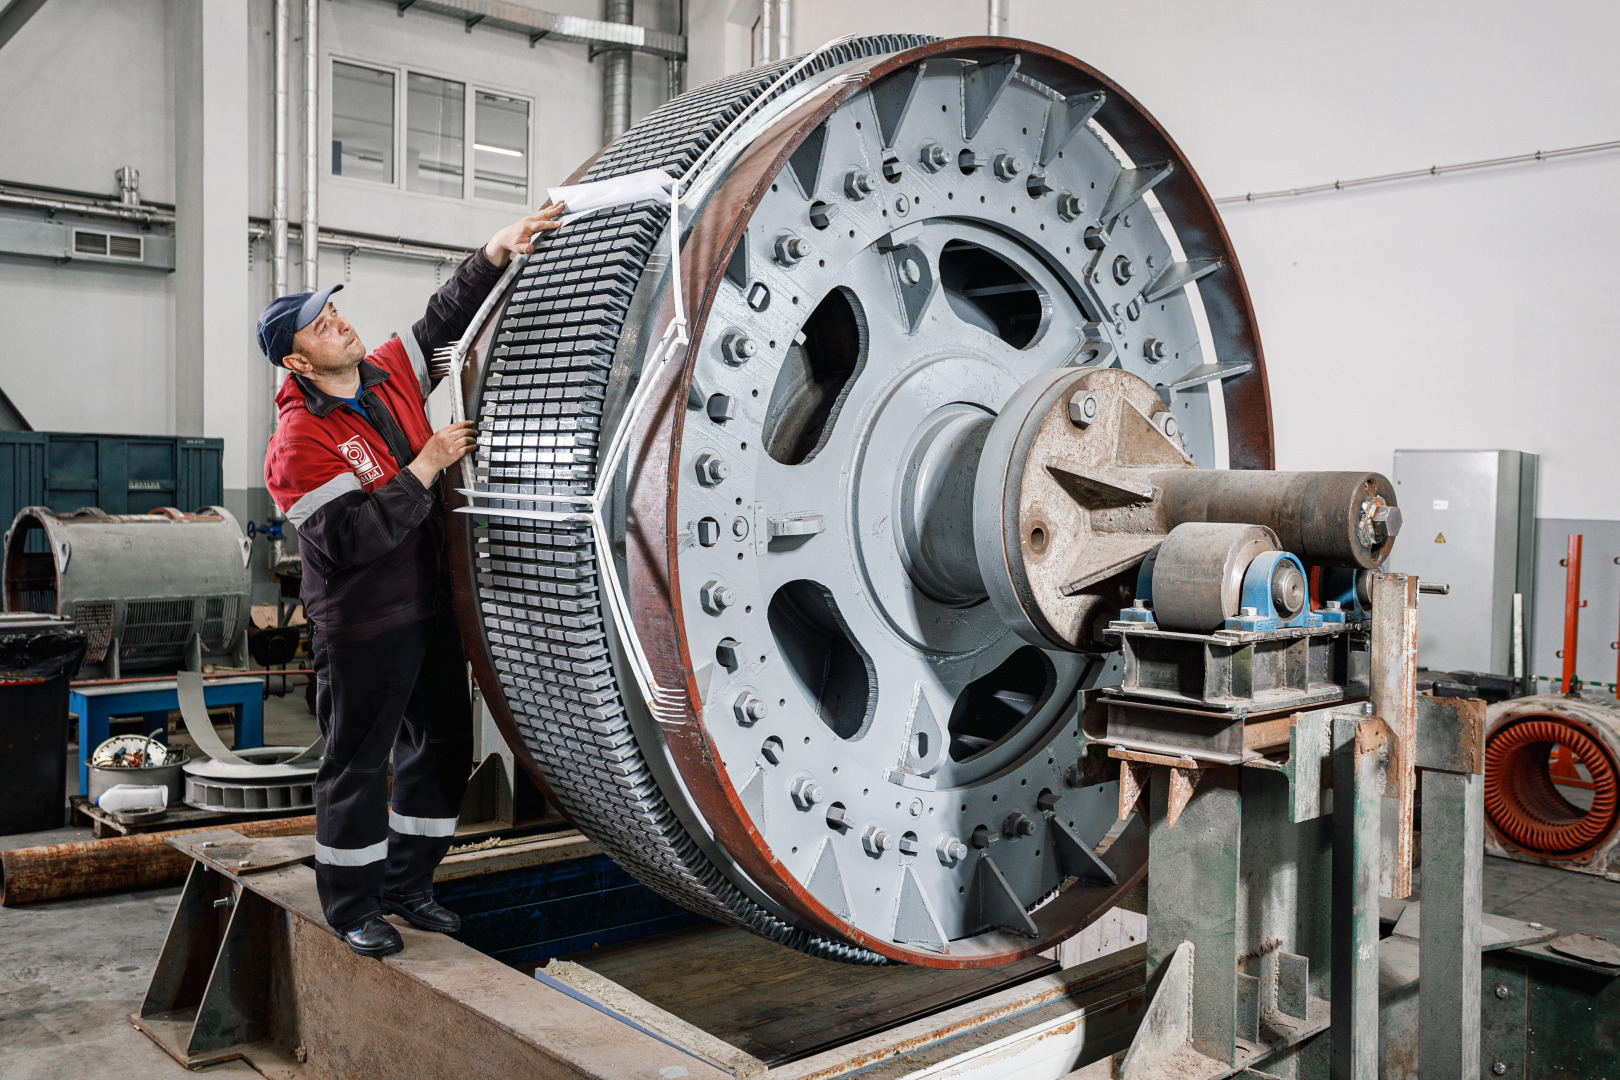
[{"left": 326, "top": 52, "right": 536, "bottom": 209}]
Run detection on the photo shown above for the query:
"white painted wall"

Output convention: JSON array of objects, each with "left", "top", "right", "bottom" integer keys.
[
  {"left": 686, "top": 0, "right": 1620, "bottom": 521},
  {"left": 0, "top": 0, "right": 677, "bottom": 485}
]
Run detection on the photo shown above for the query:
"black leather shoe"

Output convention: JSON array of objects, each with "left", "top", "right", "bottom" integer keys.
[
  {"left": 381, "top": 891, "right": 461, "bottom": 934},
  {"left": 342, "top": 915, "right": 403, "bottom": 959}
]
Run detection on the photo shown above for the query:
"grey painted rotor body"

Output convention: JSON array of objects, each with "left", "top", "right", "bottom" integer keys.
[{"left": 469, "top": 37, "right": 1269, "bottom": 966}]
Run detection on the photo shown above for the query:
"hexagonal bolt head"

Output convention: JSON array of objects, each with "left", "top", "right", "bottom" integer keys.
[
  {"left": 881, "top": 155, "right": 904, "bottom": 183},
  {"left": 1025, "top": 170, "right": 1053, "bottom": 197},
  {"left": 861, "top": 824, "right": 892, "bottom": 855},
  {"left": 957, "top": 148, "right": 986, "bottom": 174},
  {"left": 1324, "top": 600, "right": 1343, "bottom": 612},
  {"left": 730, "top": 516, "right": 749, "bottom": 540},
  {"left": 1493, "top": 983, "right": 1510, "bottom": 1000},
  {"left": 697, "top": 518, "right": 721, "bottom": 547},
  {"left": 1112, "top": 254, "right": 1135, "bottom": 285},
  {"left": 992, "top": 152, "right": 1024, "bottom": 181},
  {"left": 1003, "top": 811, "right": 1036, "bottom": 838},
  {"left": 1056, "top": 192, "right": 1085, "bottom": 221},
  {"left": 807, "top": 200, "right": 837, "bottom": 230},
  {"left": 694, "top": 452, "right": 730, "bottom": 485},
  {"left": 937, "top": 836, "right": 968, "bottom": 864},
  {"left": 1069, "top": 391, "right": 1100, "bottom": 428},
  {"left": 1037, "top": 790, "right": 1062, "bottom": 813},
  {"left": 900, "top": 257, "right": 923, "bottom": 286},
  {"left": 1372, "top": 503, "right": 1402, "bottom": 541},
  {"left": 700, "top": 579, "right": 735, "bottom": 615},
  {"left": 733, "top": 691, "right": 768, "bottom": 726},
  {"left": 1491, "top": 1063, "right": 1507, "bottom": 1077},
  {"left": 715, "top": 637, "right": 740, "bottom": 671},
  {"left": 791, "top": 775, "right": 823, "bottom": 809},
  {"left": 919, "top": 141, "right": 950, "bottom": 172},
  {"left": 706, "top": 393, "right": 735, "bottom": 422},
  {"left": 1143, "top": 338, "right": 1168, "bottom": 362},
  {"left": 721, "top": 332, "right": 756, "bottom": 365},
  {"left": 844, "top": 170, "right": 875, "bottom": 199},
  {"left": 1083, "top": 225, "right": 1109, "bottom": 250},
  {"left": 774, "top": 233, "right": 810, "bottom": 266}
]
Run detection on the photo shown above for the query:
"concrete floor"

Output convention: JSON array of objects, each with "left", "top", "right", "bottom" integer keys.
[{"left": 3, "top": 689, "right": 1619, "bottom": 1078}]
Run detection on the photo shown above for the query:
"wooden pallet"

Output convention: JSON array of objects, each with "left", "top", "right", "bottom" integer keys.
[{"left": 68, "top": 795, "right": 308, "bottom": 839}]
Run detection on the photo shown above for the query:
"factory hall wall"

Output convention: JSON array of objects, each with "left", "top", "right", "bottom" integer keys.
[
  {"left": 688, "top": 0, "right": 1620, "bottom": 524},
  {"left": 0, "top": 0, "right": 678, "bottom": 552}
]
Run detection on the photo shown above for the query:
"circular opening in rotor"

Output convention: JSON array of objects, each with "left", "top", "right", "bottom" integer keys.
[
  {"left": 939, "top": 240, "right": 1048, "bottom": 349},
  {"left": 763, "top": 287, "right": 868, "bottom": 466},
  {"left": 767, "top": 579, "right": 877, "bottom": 741},
  {"left": 947, "top": 646, "right": 1057, "bottom": 762}
]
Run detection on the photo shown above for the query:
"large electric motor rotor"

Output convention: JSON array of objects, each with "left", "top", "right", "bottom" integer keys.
[{"left": 455, "top": 37, "right": 1280, "bottom": 967}]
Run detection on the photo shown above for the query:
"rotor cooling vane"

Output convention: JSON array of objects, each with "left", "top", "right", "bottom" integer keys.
[{"left": 452, "top": 37, "right": 1284, "bottom": 967}]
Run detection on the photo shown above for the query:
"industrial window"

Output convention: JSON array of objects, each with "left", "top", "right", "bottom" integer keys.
[
  {"left": 406, "top": 72, "right": 466, "bottom": 197},
  {"left": 474, "top": 91, "right": 530, "bottom": 204},
  {"left": 331, "top": 62, "right": 395, "bottom": 184}
]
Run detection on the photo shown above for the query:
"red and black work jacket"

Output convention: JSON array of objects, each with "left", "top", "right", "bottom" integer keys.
[{"left": 265, "top": 251, "right": 501, "bottom": 640}]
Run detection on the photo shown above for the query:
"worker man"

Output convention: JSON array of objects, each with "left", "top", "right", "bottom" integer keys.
[{"left": 259, "top": 203, "right": 563, "bottom": 958}]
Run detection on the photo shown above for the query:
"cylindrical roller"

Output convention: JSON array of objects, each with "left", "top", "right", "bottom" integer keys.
[
  {"left": 1149, "top": 470, "right": 1398, "bottom": 569},
  {"left": 1150, "top": 522, "right": 1279, "bottom": 632}
]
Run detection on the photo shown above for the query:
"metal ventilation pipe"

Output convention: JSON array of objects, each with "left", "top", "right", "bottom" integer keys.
[
  {"left": 301, "top": 0, "right": 319, "bottom": 291},
  {"left": 602, "top": 0, "right": 633, "bottom": 146},
  {"left": 758, "top": 0, "right": 773, "bottom": 62},
  {"left": 775, "top": 0, "right": 791, "bottom": 61},
  {"left": 271, "top": 0, "right": 289, "bottom": 301},
  {"left": 666, "top": 0, "right": 685, "bottom": 100},
  {"left": 987, "top": 0, "right": 1008, "bottom": 35}
]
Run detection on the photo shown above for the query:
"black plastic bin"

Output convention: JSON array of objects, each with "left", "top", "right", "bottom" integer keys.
[{"left": 0, "top": 613, "right": 86, "bottom": 835}]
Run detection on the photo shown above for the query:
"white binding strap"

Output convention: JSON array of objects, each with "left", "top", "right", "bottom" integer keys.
[
  {"left": 315, "top": 838, "right": 389, "bottom": 867},
  {"left": 400, "top": 329, "right": 430, "bottom": 401},
  {"left": 286, "top": 471, "right": 363, "bottom": 529},
  {"left": 389, "top": 810, "right": 458, "bottom": 838}
]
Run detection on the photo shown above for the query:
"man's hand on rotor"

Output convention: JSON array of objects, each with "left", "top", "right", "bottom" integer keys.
[
  {"left": 407, "top": 420, "right": 478, "bottom": 488},
  {"left": 483, "top": 204, "right": 566, "bottom": 267}
]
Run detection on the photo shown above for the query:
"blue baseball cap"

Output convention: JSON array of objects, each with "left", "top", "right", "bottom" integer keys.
[{"left": 256, "top": 284, "right": 344, "bottom": 367}]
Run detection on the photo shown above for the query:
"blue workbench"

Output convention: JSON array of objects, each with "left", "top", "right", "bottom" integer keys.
[{"left": 72, "top": 676, "right": 264, "bottom": 795}]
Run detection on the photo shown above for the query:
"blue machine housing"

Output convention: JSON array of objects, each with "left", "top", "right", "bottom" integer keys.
[{"left": 1226, "top": 550, "right": 1323, "bottom": 632}]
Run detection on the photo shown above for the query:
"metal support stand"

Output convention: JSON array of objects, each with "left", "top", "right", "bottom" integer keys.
[{"left": 1331, "top": 712, "right": 1384, "bottom": 1080}]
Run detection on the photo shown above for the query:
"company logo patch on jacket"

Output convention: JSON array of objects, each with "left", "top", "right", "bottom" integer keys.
[{"left": 338, "top": 436, "right": 386, "bottom": 484}]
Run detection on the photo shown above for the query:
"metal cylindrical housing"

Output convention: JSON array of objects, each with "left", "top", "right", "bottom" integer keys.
[
  {"left": 602, "top": 0, "right": 634, "bottom": 146},
  {"left": 1150, "top": 469, "right": 1397, "bottom": 569},
  {"left": 2, "top": 507, "right": 251, "bottom": 676},
  {"left": 301, "top": 0, "right": 319, "bottom": 291},
  {"left": 1150, "top": 522, "right": 1278, "bottom": 632},
  {"left": 1483, "top": 694, "right": 1620, "bottom": 873}
]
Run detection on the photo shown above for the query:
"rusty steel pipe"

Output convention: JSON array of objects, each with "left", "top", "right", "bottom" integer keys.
[
  {"left": 1149, "top": 469, "right": 1397, "bottom": 569},
  {"left": 1561, "top": 533, "right": 1583, "bottom": 694}
]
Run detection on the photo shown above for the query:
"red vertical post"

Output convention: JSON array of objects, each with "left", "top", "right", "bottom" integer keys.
[{"left": 1562, "top": 534, "right": 1583, "bottom": 694}]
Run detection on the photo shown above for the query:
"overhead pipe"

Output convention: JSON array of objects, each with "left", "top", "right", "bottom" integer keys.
[
  {"left": 665, "top": 0, "right": 685, "bottom": 100},
  {"left": 301, "top": 0, "right": 319, "bottom": 290},
  {"left": 758, "top": 0, "right": 773, "bottom": 62},
  {"left": 987, "top": 0, "right": 1008, "bottom": 36},
  {"left": 269, "top": 0, "right": 293, "bottom": 551},
  {"left": 271, "top": 0, "right": 289, "bottom": 301},
  {"left": 775, "top": 0, "right": 790, "bottom": 62},
  {"left": 602, "top": 0, "right": 633, "bottom": 146}
]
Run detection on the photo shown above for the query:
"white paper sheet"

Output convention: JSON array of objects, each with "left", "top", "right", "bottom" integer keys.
[{"left": 547, "top": 168, "right": 674, "bottom": 224}]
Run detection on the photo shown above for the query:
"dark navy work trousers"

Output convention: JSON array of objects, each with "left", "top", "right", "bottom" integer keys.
[{"left": 310, "top": 611, "right": 472, "bottom": 931}]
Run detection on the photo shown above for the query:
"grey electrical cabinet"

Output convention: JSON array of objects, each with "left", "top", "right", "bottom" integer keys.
[{"left": 1391, "top": 450, "right": 1537, "bottom": 681}]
